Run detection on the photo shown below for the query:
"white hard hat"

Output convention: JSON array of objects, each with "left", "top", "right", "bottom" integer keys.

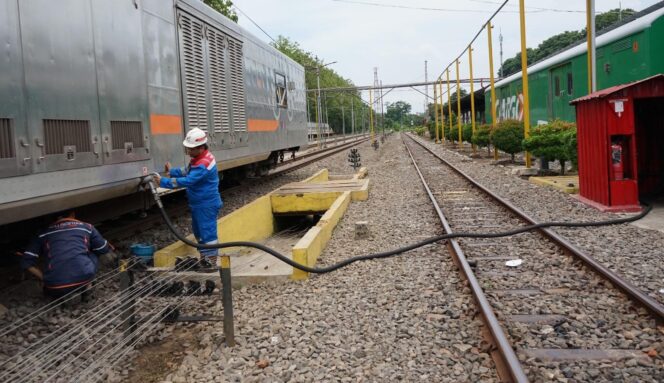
[{"left": 183, "top": 128, "right": 208, "bottom": 148}]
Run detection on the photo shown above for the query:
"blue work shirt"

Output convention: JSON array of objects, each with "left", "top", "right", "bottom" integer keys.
[
  {"left": 160, "top": 150, "right": 222, "bottom": 208},
  {"left": 22, "top": 218, "right": 110, "bottom": 288}
]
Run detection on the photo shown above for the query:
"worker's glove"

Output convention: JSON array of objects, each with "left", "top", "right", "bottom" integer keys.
[{"left": 99, "top": 251, "right": 120, "bottom": 269}]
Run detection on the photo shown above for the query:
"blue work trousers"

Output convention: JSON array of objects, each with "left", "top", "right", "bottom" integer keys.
[{"left": 191, "top": 204, "right": 221, "bottom": 257}]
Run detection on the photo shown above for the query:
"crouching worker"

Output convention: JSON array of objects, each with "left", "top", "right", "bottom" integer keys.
[
  {"left": 155, "top": 128, "right": 222, "bottom": 264},
  {"left": 21, "top": 210, "right": 117, "bottom": 301}
]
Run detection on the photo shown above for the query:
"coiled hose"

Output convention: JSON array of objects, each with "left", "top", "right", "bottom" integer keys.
[{"left": 145, "top": 176, "right": 652, "bottom": 274}]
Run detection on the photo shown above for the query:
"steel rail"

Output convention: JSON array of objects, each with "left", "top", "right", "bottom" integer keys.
[
  {"left": 405, "top": 134, "right": 664, "bottom": 323},
  {"left": 402, "top": 136, "right": 528, "bottom": 382}
]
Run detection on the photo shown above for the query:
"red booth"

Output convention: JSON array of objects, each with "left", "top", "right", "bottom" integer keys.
[{"left": 571, "top": 74, "right": 664, "bottom": 212}]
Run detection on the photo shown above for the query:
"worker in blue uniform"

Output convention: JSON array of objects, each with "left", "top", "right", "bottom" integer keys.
[
  {"left": 22, "top": 210, "right": 116, "bottom": 300},
  {"left": 155, "top": 128, "right": 222, "bottom": 262}
]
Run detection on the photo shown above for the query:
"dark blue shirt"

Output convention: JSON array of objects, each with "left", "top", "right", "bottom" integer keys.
[{"left": 22, "top": 218, "right": 110, "bottom": 288}]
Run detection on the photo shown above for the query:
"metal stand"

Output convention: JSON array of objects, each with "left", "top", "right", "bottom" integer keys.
[
  {"left": 119, "top": 261, "right": 137, "bottom": 339},
  {"left": 219, "top": 255, "right": 235, "bottom": 346}
]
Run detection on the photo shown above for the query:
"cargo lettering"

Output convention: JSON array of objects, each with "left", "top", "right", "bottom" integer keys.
[{"left": 496, "top": 93, "right": 524, "bottom": 121}]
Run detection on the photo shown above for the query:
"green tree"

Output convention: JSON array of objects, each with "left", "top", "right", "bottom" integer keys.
[
  {"left": 492, "top": 120, "right": 524, "bottom": 162},
  {"left": 472, "top": 124, "right": 492, "bottom": 155},
  {"left": 385, "top": 101, "right": 412, "bottom": 129},
  {"left": 498, "top": 8, "right": 635, "bottom": 77},
  {"left": 462, "top": 123, "right": 473, "bottom": 143},
  {"left": 203, "top": 0, "right": 238, "bottom": 22},
  {"left": 523, "top": 120, "right": 576, "bottom": 174}
]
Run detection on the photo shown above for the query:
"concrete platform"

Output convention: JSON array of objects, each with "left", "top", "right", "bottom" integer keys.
[
  {"left": 153, "top": 167, "right": 370, "bottom": 284},
  {"left": 630, "top": 198, "right": 664, "bottom": 234},
  {"left": 150, "top": 232, "right": 300, "bottom": 287},
  {"left": 529, "top": 175, "right": 579, "bottom": 194}
]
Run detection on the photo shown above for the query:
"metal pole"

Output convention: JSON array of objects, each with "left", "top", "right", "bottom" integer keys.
[
  {"left": 487, "top": 21, "right": 499, "bottom": 160},
  {"left": 469, "top": 46, "right": 477, "bottom": 153},
  {"left": 316, "top": 68, "right": 322, "bottom": 148},
  {"left": 447, "top": 68, "right": 452, "bottom": 144},
  {"left": 424, "top": 60, "right": 428, "bottom": 115},
  {"left": 456, "top": 59, "right": 462, "bottom": 147},
  {"left": 342, "top": 101, "right": 346, "bottom": 143},
  {"left": 369, "top": 89, "right": 374, "bottom": 143},
  {"left": 119, "top": 262, "right": 136, "bottom": 340},
  {"left": 380, "top": 80, "right": 385, "bottom": 136},
  {"left": 519, "top": 0, "right": 532, "bottom": 168},
  {"left": 220, "top": 256, "right": 235, "bottom": 346},
  {"left": 351, "top": 95, "right": 355, "bottom": 137},
  {"left": 438, "top": 80, "right": 445, "bottom": 144},
  {"left": 587, "top": 0, "right": 597, "bottom": 93},
  {"left": 434, "top": 83, "right": 440, "bottom": 142},
  {"left": 323, "top": 92, "right": 329, "bottom": 147}
]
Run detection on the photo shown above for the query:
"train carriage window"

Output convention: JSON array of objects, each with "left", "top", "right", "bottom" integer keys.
[
  {"left": 567, "top": 73, "right": 573, "bottom": 96},
  {"left": 554, "top": 76, "right": 561, "bottom": 97},
  {"left": 275, "top": 73, "right": 287, "bottom": 108}
]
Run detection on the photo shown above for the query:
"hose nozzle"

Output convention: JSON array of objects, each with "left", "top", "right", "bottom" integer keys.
[{"left": 141, "top": 172, "right": 163, "bottom": 208}]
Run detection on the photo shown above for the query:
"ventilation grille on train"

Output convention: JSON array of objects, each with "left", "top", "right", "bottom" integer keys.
[
  {"left": 612, "top": 39, "right": 632, "bottom": 53},
  {"left": 180, "top": 14, "right": 208, "bottom": 132},
  {"left": 208, "top": 28, "right": 230, "bottom": 134},
  {"left": 43, "top": 119, "right": 91, "bottom": 155},
  {"left": 111, "top": 121, "right": 144, "bottom": 150},
  {"left": 0, "top": 118, "right": 15, "bottom": 159},
  {"left": 228, "top": 38, "right": 247, "bottom": 133}
]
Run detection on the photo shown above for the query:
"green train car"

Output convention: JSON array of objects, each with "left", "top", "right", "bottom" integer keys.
[{"left": 486, "top": 3, "right": 664, "bottom": 125}]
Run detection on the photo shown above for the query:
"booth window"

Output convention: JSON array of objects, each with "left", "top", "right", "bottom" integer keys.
[
  {"left": 567, "top": 73, "right": 573, "bottom": 95},
  {"left": 554, "top": 76, "right": 561, "bottom": 97},
  {"left": 275, "top": 73, "right": 287, "bottom": 108}
]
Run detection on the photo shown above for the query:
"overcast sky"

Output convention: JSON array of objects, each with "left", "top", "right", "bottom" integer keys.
[{"left": 234, "top": 0, "right": 662, "bottom": 113}]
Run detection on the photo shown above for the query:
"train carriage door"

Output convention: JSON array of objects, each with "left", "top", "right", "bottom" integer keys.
[
  {"left": 0, "top": 0, "right": 30, "bottom": 178},
  {"left": 550, "top": 63, "right": 573, "bottom": 120},
  {"left": 21, "top": 0, "right": 104, "bottom": 173},
  {"left": 92, "top": 0, "right": 150, "bottom": 165}
]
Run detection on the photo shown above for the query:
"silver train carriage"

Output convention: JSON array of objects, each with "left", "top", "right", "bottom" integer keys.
[{"left": 0, "top": 0, "right": 308, "bottom": 225}]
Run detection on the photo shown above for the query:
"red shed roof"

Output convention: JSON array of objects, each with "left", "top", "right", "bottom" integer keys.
[{"left": 570, "top": 74, "right": 664, "bottom": 104}]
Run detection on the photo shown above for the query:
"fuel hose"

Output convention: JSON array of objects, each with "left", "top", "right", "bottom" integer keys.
[{"left": 144, "top": 176, "right": 652, "bottom": 274}]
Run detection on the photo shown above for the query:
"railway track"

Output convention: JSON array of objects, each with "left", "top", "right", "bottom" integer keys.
[
  {"left": 403, "top": 134, "right": 663, "bottom": 382},
  {"left": 102, "top": 135, "right": 370, "bottom": 242}
]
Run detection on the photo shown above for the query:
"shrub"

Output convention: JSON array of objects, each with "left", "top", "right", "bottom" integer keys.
[
  {"left": 462, "top": 124, "right": 473, "bottom": 143},
  {"left": 414, "top": 126, "right": 426, "bottom": 136},
  {"left": 522, "top": 120, "right": 576, "bottom": 174},
  {"left": 443, "top": 124, "right": 454, "bottom": 143},
  {"left": 492, "top": 119, "right": 524, "bottom": 162},
  {"left": 472, "top": 124, "right": 492, "bottom": 155}
]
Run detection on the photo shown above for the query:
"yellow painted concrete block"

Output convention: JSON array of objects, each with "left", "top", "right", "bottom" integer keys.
[
  {"left": 290, "top": 192, "right": 351, "bottom": 279},
  {"left": 302, "top": 168, "right": 329, "bottom": 183},
  {"left": 317, "top": 192, "right": 351, "bottom": 244},
  {"left": 291, "top": 226, "right": 323, "bottom": 280},
  {"left": 270, "top": 192, "right": 340, "bottom": 214},
  {"left": 154, "top": 195, "right": 275, "bottom": 267},
  {"left": 529, "top": 176, "right": 579, "bottom": 194},
  {"left": 350, "top": 179, "right": 370, "bottom": 201},
  {"left": 353, "top": 167, "right": 368, "bottom": 180}
]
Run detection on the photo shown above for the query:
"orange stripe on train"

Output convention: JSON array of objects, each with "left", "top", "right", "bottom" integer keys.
[
  {"left": 150, "top": 114, "right": 182, "bottom": 135},
  {"left": 247, "top": 119, "right": 279, "bottom": 132}
]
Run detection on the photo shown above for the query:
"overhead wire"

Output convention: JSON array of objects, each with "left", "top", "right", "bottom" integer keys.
[
  {"left": 330, "top": 0, "right": 584, "bottom": 13},
  {"left": 233, "top": 4, "right": 276, "bottom": 43}
]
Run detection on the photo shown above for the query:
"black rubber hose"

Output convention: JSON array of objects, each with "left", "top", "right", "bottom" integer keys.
[{"left": 146, "top": 177, "right": 652, "bottom": 274}]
